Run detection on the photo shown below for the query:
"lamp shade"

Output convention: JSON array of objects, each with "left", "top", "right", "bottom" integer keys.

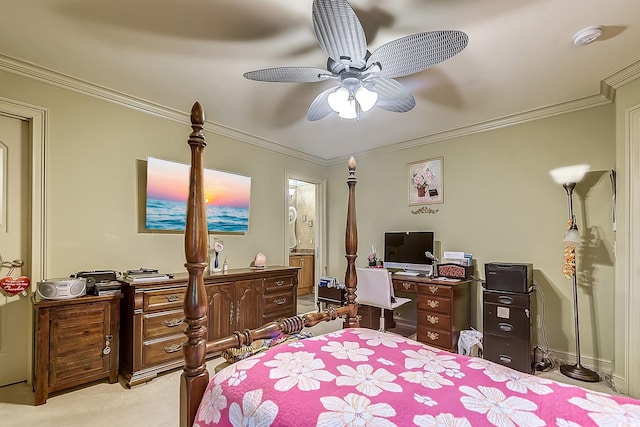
[
  {"left": 549, "top": 164, "right": 590, "bottom": 185},
  {"left": 563, "top": 226, "right": 581, "bottom": 245},
  {"left": 337, "top": 99, "right": 357, "bottom": 119},
  {"left": 355, "top": 86, "right": 378, "bottom": 112},
  {"left": 328, "top": 87, "right": 350, "bottom": 113}
]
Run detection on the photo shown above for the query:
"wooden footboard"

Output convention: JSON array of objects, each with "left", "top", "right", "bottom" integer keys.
[{"left": 180, "top": 102, "right": 359, "bottom": 427}]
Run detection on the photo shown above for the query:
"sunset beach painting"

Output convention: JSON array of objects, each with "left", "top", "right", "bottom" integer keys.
[{"left": 145, "top": 157, "right": 251, "bottom": 233}]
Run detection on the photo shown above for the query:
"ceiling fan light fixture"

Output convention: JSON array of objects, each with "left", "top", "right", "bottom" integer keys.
[
  {"left": 337, "top": 99, "right": 357, "bottom": 119},
  {"left": 328, "top": 86, "right": 350, "bottom": 113},
  {"left": 355, "top": 86, "right": 378, "bottom": 112}
]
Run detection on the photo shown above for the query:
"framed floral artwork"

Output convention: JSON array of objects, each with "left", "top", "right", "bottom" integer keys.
[{"left": 408, "top": 157, "right": 444, "bottom": 205}]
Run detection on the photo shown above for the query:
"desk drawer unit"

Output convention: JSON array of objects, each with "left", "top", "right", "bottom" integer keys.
[
  {"left": 416, "top": 280, "right": 470, "bottom": 353},
  {"left": 483, "top": 290, "right": 534, "bottom": 373}
]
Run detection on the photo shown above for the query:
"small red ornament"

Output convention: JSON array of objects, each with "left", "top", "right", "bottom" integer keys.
[{"left": 0, "top": 276, "right": 30, "bottom": 295}]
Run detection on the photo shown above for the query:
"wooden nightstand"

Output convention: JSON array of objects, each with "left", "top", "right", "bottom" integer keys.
[{"left": 33, "top": 294, "right": 121, "bottom": 405}]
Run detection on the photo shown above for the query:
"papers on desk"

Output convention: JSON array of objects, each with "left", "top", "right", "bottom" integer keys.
[
  {"left": 435, "top": 277, "right": 461, "bottom": 282},
  {"left": 442, "top": 251, "right": 473, "bottom": 266}
]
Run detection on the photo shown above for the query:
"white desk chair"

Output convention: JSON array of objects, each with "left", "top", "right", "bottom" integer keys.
[{"left": 356, "top": 267, "right": 412, "bottom": 332}]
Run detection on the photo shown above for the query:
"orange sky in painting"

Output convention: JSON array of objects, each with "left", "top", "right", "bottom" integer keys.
[{"left": 146, "top": 157, "right": 250, "bottom": 208}]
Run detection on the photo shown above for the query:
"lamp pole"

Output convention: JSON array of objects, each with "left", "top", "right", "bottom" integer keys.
[{"left": 560, "top": 183, "right": 600, "bottom": 382}]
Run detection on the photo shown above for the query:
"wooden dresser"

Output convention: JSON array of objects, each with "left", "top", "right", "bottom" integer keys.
[
  {"left": 392, "top": 275, "right": 471, "bottom": 352},
  {"left": 119, "top": 266, "right": 298, "bottom": 386},
  {"left": 33, "top": 294, "right": 121, "bottom": 404}
]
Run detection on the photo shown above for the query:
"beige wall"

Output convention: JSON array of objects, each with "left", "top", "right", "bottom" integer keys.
[
  {"left": 0, "top": 69, "right": 327, "bottom": 276},
  {"left": 327, "top": 104, "right": 617, "bottom": 372}
]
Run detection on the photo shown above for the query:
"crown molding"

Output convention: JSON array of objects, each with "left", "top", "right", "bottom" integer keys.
[
  {"left": 0, "top": 54, "right": 329, "bottom": 166},
  {"left": 2, "top": 54, "right": 638, "bottom": 168},
  {"left": 327, "top": 60, "right": 640, "bottom": 165}
]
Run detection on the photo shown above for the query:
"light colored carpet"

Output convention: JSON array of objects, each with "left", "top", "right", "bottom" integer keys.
[{"left": 0, "top": 294, "right": 622, "bottom": 426}]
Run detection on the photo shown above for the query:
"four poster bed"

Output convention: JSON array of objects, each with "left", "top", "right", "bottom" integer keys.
[{"left": 179, "top": 102, "right": 640, "bottom": 426}]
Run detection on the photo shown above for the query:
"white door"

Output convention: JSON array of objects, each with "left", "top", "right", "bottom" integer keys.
[{"left": 0, "top": 114, "right": 30, "bottom": 386}]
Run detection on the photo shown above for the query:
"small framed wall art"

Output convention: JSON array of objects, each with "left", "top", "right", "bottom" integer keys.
[{"left": 408, "top": 157, "right": 444, "bottom": 205}]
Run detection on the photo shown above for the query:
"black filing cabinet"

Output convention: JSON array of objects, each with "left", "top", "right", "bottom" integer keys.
[{"left": 483, "top": 290, "right": 534, "bottom": 373}]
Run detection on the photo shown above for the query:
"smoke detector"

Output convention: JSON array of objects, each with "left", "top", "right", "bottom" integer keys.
[{"left": 573, "top": 26, "right": 603, "bottom": 46}]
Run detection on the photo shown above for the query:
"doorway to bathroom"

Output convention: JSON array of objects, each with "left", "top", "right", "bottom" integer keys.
[{"left": 285, "top": 172, "right": 325, "bottom": 303}]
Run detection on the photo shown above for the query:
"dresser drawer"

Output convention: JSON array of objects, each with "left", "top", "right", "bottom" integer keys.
[
  {"left": 142, "top": 335, "right": 184, "bottom": 368},
  {"left": 417, "top": 327, "right": 451, "bottom": 350},
  {"left": 264, "top": 275, "right": 295, "bottom": 292},
  {"left": 417, "top": 310, "right": 451, "bottom": 332},
  {"left": 393, "top": 280, "right": 418, "bottom": 293},
  {"left": 143, "top": 288, "right": 185, "bottom": 311},
  {"left": 419, "top": 283, "right": 453, "bottom": 298},
  {"left": 264, "top": 289, "right": 295, "bottom": 315},
  {"left": 418, "top": 294, "right": 451, "bottom": 315},
  {"left": 143, "top": 309, "right": 185, "bottom": 340},
  {"left": 484, "top": 303, "right": 531, "bottom": 338}
]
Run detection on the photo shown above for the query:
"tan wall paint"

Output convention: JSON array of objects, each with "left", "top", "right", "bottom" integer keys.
[
  {"left": 0, "top": 70, "right": 327, "bottom": 275},
  {"left": 327, "top": 104, "right": 617, "bottom": 370}
]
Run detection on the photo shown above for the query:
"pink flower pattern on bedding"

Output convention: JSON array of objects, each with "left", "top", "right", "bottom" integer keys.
[{"left": 194, "top": 328, "right": 640, "bottom": 426}]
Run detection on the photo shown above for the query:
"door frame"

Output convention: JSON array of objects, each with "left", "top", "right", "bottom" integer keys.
[
  {"left": 0, "top": 97, "right": 47, "bottom": 385},
  {"left": 284, "top": 170, "right": 326, "bottom": 304},
  {"left": 625, "top": 103, "right": 640, "bottom": 397}
]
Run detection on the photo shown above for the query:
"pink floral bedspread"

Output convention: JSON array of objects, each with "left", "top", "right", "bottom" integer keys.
[{"left": 194, "top": 328, "right": 640, "bottom": 426}]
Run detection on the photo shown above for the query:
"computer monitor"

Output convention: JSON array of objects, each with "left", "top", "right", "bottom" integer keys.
[{"left": 383, "top": 231, "right": 435, "bottom": 275}]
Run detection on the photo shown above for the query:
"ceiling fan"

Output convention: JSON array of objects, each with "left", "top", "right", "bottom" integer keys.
[{"left": 243, "top": 0, "right": 469, "bottom": 121}]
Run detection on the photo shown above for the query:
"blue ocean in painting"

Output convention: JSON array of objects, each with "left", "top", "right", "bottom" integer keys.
[{"left": 146, "top": 199, "right": 249, "bottom": 232}]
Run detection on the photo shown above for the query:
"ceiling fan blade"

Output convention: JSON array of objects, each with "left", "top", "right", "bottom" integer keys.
[
  {"left": 244, "top": 67, "right": 334, "bottom": 83},
  {"left": 367, "top": 30, "right": 469, "bottom": 78},
  {"left": 307, "top": 87, "right": 337, "bottom": 121},
  {"left": 370, "top": 77, "right": 416, "bottom": 112},
  {"left": 312, "top": 0, "right": 367, "bottom": 70}
]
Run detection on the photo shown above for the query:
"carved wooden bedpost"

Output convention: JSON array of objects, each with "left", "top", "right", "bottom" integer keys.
[
  {"left": 343, "top": 157, "right": 359, "bottom": 328},
  {"left": 180, "top": 102, "right": 209, "bottom": 427}
]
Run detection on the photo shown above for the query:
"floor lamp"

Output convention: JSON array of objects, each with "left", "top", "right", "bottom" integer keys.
[{"left": 549, "top": 164, "right": 600, "bottom": 382}]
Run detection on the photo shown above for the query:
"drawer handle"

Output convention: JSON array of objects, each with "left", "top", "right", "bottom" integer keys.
[
  {"left": 499, "top": 355, "right": 512, "bottom": 363},
  {"left": 166, "top": 294, "right": 181, "bottom": 302},
  {"left": 163, "top": 343, "right": 183, "bottom": 353},
  {"left": 426, "top": 331, "right": 439, "bottom": 341},
  {"left": 274, "top": 298, "right": 287, "bottom": 305},
  {"left": 498, "top": 296, "right": 513, "bottom": 305},
  {"left": 427, "top": 315, "right": 439, "bottom": 324},
  {"left": 275, "top": 280, "right": 284, "bottom": 287},
  {"left": 162, "top": 318, "right": 184, "bottom": 328},
  {"left": 499, "top": 322, "right": 513, "bottom": 332},
  {"left": 427, "top": 299, "right": 439, "bottom": 309},
  {"left": 429, "top": 285, "right": 439, "bottom": 294},
  {"left": 402, "top": 282, "right": 412, "bottom": 290}
]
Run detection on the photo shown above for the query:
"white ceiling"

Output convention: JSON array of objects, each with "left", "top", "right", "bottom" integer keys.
[{"left": 1, "top": 0, "right": 639, "bottom": 163}]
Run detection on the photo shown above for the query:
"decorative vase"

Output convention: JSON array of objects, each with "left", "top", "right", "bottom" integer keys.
[
  {"left": 418, "top": 186, "right": 427, "bottom": 197},
  {"left": 214, "top": 252, "right": 219, "bottom": 269}
]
